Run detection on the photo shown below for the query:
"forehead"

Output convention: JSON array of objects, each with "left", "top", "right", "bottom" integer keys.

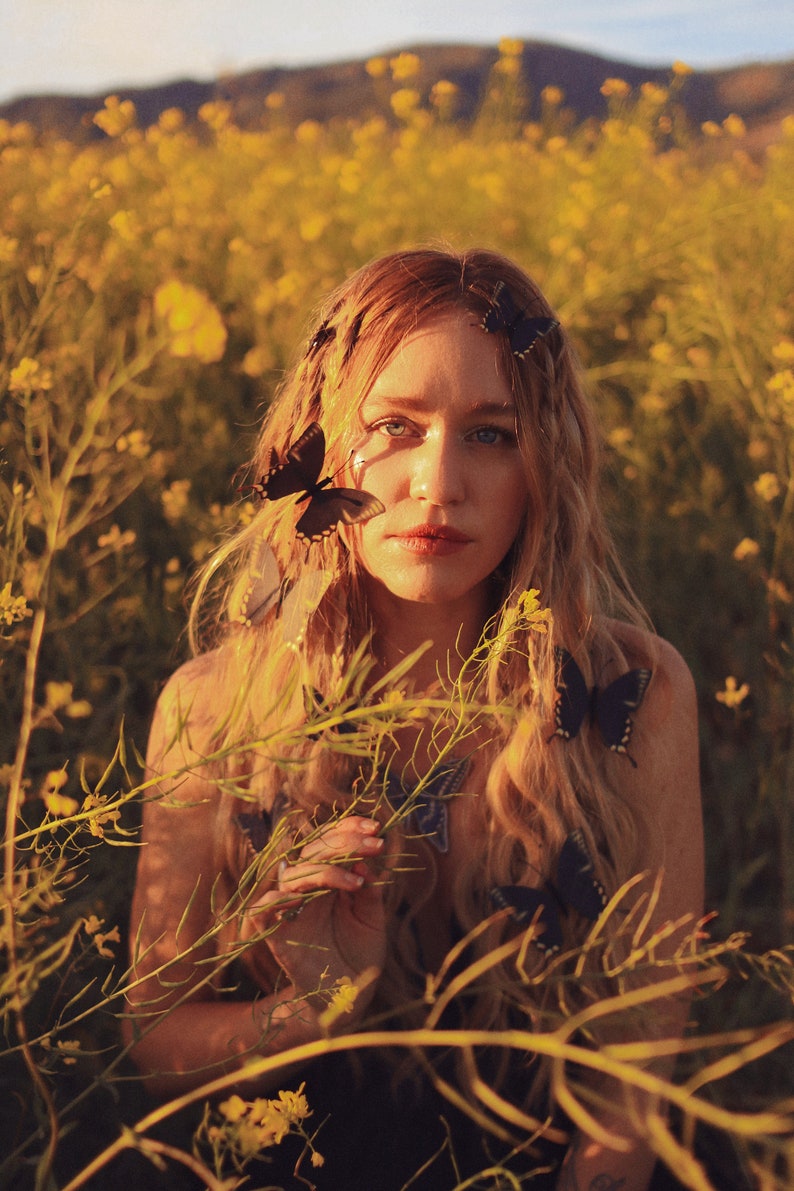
[{"left": 362, "top": 310, "right": 514, "bottom": 405}]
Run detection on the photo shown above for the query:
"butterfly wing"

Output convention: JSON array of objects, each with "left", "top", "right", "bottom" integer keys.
[
  {"left": 482, "top": 283, "right": 558, "bottom": 356},
  {"left": 481, "top": 281, "right": 515, "bottom": 334},
  {"left": 279, "top": 568, "right": 333, "bottom": 646},
  {"left": 262, "top": 422, "right": 326, "bottom": 501},
  {"left": 509, "top": 317, "right": 559, "bottom": 357},
  {"left": 295, "top": 488, "right": 385, "bottom": 541},
  {"left": 231, "top": 539, "right": 281, "bottom": 627},
  {"left": 490, "top": 885, "right": 563, "bottom": 954},
  {"left": 554, "top": 830, "right": 607, "bottom": 922},
  {"left": 235, "top": 811, "right": 271, "bottom": 854},
  {"left": 594, "top": 668, "right": 652, "bottom": 765},
  {"left": 550, "top": 647, "right": 591, "bottom": 741}
]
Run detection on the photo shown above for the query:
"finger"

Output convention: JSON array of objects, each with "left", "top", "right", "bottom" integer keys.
[
  {"left": 278, "top": 859, "right": 366, "bottom": 895},
  {"left": 298, "top": 819, "right": 384, "bottom": 865}
]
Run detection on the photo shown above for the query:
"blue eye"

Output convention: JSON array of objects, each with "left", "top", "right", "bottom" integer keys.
[{"left": 470, "top": 425, "right": 514, "bottom": 445}]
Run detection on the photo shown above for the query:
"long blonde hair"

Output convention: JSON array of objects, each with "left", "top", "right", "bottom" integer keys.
[{"left": 188, "top": 246, "right": 656, "bottom": 1081}]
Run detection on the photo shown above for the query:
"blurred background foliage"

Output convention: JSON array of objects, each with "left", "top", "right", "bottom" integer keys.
[{"left": 1, "top": 40, "right": 793, "bottom": 1188}]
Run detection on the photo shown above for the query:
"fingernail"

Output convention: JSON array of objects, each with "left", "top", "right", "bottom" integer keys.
[
  {"left": 359, "top": 836, "right": 384, "bottom": 853},
  {"left": 346, "top": 872, "right": 365, "bottom": 888}
]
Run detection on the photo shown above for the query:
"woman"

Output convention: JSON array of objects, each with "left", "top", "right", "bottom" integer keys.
[{"left": 126, "top": 247, "right": 703, "bottom": 1190}]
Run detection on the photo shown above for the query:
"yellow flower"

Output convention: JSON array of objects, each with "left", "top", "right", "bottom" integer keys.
[
  {"left": 93, "top": 96, "right": 136, "bottom": 137},
  {"left": 319, "top": 976, "right": 359, "bottom": 1028},
  {"left": 265, "top": 91, "right": 285, "bottom": 111},
  {"left": 672, "top": 61, "right": 693, "bottom": 76},
  {"left": 701, "top": 120, "right": 722, "bottom": 137},
  {"left": 723, "top": 113, "right": 746, "bottom": 137},
  {"left": 198, "top": 100, "right": 231, "bottom": 130},
  {"left": 390, "top": 88, "right": 421, "bottom": 122},
  {"left": 390, "top": 52, "right": 420, "bottom": 82},
  {"left": 44, "top": 682, "right": 92, "bottom": 718},
  {"left": 81, "top": 793, "right": 121, "bottom": 838},
  {"left": 299, "top": 214, "right": 328, "bottom": 243},
  {"left": 498, "top": 37, "right": 524, "bottom": 57},
  {"left": 295, "top": 119, "right": 322, "bottom": 145},
  {"left": 115, "top": 428, "right": 150, "bottom": 458},
  {"left": 541, "top": 85, "right": 565, "bottom": 106},
  {"left": 219, "top": 1094, "right": 248, "bottom": 1122},
  {"left": 365, "top": 56, "right": 388, "bottom": 79},
  {"left": 97, "top": 524, "right": 137, "bottom": 550},
  {"left": 0, "top": 582, "right": 32, "bottom": 626},
  {"left": 42, "top": 769, "right": 79, "bottom": 817},
  {"left": 716, "top": 677, "right": 750, "bottom": 708},
  {"left": 641, "top": 83, "right": 668, "bottom": 105},
  {"left": 772, "top": 340, "right": 794, "bottom": 362},
  {"left": 108, "top": 209, "right": 140, "bottom": 242},
  {"left": 276, "top": 1082, "right": 311, "bottom": 1123},
  {"left": 154, "top": 281, "right": 227, "bottom": 363},
  {"left": 601, "top": 78, "right": 631, "bottom": 99},
  {"left": 158, "top": 107, "right": 184, "bottom": 132},
  {"left": 8, "top": 357, "right": 53, "bottom": 395},
  {"left": 430, "top": 80, "right": 459, "bottom": 119},
  {"left": 161, "top": 479, "right": 192, "bottom": 523},
  {"left": 733, "top": 538, "right": 760, "bottom": 561},
  {"left": 519, "top": 588, "right": 552, "bottom": 634},
  {"left": 94, "top": 925, "right": 121, "bottom": 958},
  {"left": 754, "top": 472, "right": 781, "bottom": 502},
  {"left": 0, "top": 234, "right": 19, "bottom": 263}
]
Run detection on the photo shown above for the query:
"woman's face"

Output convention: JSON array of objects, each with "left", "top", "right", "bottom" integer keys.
[{"left": 349, "top": 310, "right": 530, "bottom": 619}]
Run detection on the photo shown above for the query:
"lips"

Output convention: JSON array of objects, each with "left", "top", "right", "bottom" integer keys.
[{"left": 392, "top": 523, "right": 472, "bottom": 555}]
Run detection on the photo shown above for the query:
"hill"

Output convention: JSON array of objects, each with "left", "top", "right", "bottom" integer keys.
[{"left": 1, "top": 40, "right": 792, "bottom": 148}]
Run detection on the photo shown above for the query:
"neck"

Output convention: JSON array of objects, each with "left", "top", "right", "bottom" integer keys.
[{"left": 364, "top": 580, "right": 495, "bottom": 692}]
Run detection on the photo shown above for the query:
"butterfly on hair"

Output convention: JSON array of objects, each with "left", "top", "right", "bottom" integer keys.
[
  {"left": 549, "top": 646, "right": 652, "bottom": 768},
  {"left": 481, "top": 281, "right": 559, "bottom": 357},
  {"left": 241, "top": 422, "right": 385, "bottom": 542},
  {"left": 490, "top": 829, "right": 607, "bottom": 955}
]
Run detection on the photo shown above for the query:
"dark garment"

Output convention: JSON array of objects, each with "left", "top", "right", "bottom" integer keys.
[{"left": 243, "top": 1049, "right": 563, "bottom": 1191}]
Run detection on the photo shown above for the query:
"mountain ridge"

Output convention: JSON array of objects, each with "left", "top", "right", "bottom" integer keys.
[{"left": 2, "top": 40, "right": 791, "bottom": 148}]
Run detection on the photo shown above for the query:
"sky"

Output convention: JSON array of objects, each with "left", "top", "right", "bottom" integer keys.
[{"left": 1, "top": 0, "right": 793, "bottom": 106}]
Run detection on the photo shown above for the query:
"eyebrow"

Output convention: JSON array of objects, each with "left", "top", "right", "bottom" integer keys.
[{"left": 362, "top": 395, "right": 516, "bottom": 415}]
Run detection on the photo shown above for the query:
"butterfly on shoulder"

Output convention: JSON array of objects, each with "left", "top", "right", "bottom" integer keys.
[
  {"left": 481, "top": 281, "right": 559, "bottom": 358},
  {"left": 490, "top": 829, "right": 607, "bottom": 955},
  {"left": 549, "top": 646, "right": 652, "bottom": 768},
  {"left": 241, "top": 422, "right": 384, "bottom": 542}
]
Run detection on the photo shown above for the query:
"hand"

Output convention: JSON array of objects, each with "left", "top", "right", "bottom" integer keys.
[{"left": 252, "top": 815, "right": 389, "bottom": 1013}]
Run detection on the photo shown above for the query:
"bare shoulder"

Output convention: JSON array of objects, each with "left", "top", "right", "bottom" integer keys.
[
  {"left": 606, "top": 618, "right": 697, "bottom": 731},
  {"left": 146, "top": 651, "right": 225, "bottom": 800}
]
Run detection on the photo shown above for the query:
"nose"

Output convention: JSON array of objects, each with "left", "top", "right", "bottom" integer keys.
[{"left": 408, "top": 432, "right": 465, "bottom": 506}]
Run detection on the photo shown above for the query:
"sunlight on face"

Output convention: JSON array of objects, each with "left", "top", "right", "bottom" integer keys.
[{"left": 349, "top": 311, "right": 529, "bottom": 622}]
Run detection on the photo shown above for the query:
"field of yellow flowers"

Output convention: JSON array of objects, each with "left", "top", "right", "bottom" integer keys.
[{"left": 2, "top": 41, "right": 794, "bottom": 1190}]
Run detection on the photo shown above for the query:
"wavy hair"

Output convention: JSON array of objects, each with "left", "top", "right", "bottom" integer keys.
[{"left": 187, "top": 247, "right": 656, "bottom": 1100}]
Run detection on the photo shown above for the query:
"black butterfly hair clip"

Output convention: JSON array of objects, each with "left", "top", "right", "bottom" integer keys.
[
  {"left": 481, "top": 281, "right": 559, "bottom": 357},
  {"left": 490, "top": 828, "right": 607, "bottom": 955},
  {"left": 241, "top": 422, "right": 385, "bottom": 542},
  {"left": 549, "top": 646, "right": 652, "bottom": 768}
]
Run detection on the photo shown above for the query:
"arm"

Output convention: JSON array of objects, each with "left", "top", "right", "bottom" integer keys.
[
  {"left": 123, "top": 656, "right": 387, "bottom": 1096},
  {"left": 555, "top": 634, "right": 704, "bottom": 1191}
]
